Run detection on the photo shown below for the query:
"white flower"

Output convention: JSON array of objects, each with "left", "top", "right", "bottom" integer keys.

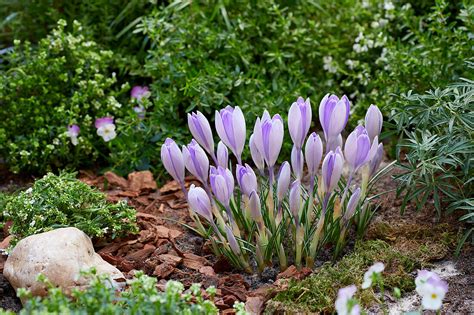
[
  {"left": 371, "top": 21, "right": 380, "bottom": 28},
  {"left": 415, "top": 270, "right": 448, "bottom": 310},
  {"left": 361, "top": 262, "right": 385, "bottom": 289},
  {"left": 420, "top": 278, "right": 448, "bottom": 310},
  {"left": 97, "top": 123, "right": 117, "bottom": 142},
  {"left": 335, "top": 285, "right": 360, "bottom": 315},
  {"left": 384, "top": 1, "right": 395, "bottom": 10},
  {"left": 323, "top": 56, "right": 338, "bottom": 74}
]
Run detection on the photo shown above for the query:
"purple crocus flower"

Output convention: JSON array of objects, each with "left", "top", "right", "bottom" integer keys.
[
  {"left": 236, "top": 164, "right": 258, "bottom": 196},
  {"left": 215, "top": 106, "right": 246, "bottom": 163},
  {"left": 319, "top": 94, "right": 350, "bottom": 148},
  {"left": 291, "top": 146, "right": 304, "bottom": 179},
  {"left": 161, "top": 138, "right": 185, "bottom": 185},
  {"left": 187, "top": 184, "right": 213, "bottom": 222},
  {"left": 365, "top": 104, "right": 383, "bottom": 142},
  {"left": 188, "top": 111, "right": 215, "bottom": 158},
  {"left": 344, "top": 126, "right": 371, "bottom": 171},
  {"left": 322, "top": 149, "right": 344, "bottom": 193},
  {"left": 67, "top": 124, "right": 80, "bottom": 146},
  {"left": 216, "top": 141, "right": 229, "bottom": 169},
  {"left": 95, "top": 117, "right": 116, "bottom": 142},
  {"left": 368, "top": 141, "right": 384, "bottom": 178},
  {"left": 182, "top": 140, "right": 209, "bottom": 184},
  {"left": 253, "top": 110, "right": 284, "bottom": 169},
  {"left": 249, "top": 190, "right": 262, "bottom": 222},
  {"left": 131, "top": 86, "right": 150, "bottom": 100},
  {"left": 305, "top": 132, "right": 323, "bottom": 178},
  {"left": 289, "top": 180, "right": 302, "bottom": 221},
  {"left": 343, "top": 188, "right": 361, "bottom": 222},
  {"left": 225, "top": 225, "right": 241, "bottom": 255},
  {"left": 288, "top": 97, "right": 312, "bottom": 149},
  {"left": 209, "top": 166, "right": 234, "bottom": 206},
  {"left": 277, "top": 162, "right": 291, "bottom": 202},
  {"left": 249, "top": 134, "right": 265, "bottom": 174}
]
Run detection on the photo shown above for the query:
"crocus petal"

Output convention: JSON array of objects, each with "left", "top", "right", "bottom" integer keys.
[
  {"left": 291, "top": 146, "right": 304, "bottom": 179},
  {"left": 249, "top": 134, "right": 265, "bottom": 172},
  {"left": 365, "top": 104, "right": 383, "bottom": 142},
  {"left": 344, "top": 187, "right": 361, "bottom": 221},
  {"left": 188, "top": 185, "right": 213, "bottom": 222},
  {"left": 277, "top": 162, "right": 291, "bottom": 202},
  {"left": 217, "top": 141, "right": 229, "bottom": 168},
  {"left": 289, "top": 180, "right": 301, "bottom": 220},
  {"left": 249, "top": 190, "right": 262, "bottom": 221},
  {"left": 161, "top": 138, "right": 185, "bottom": 184},
  {"left": 322, "top": 150, "right": 344, "bottom": 193},
  {"left": 232, "top": 106, "right": 246, "bottom": 159},
  {"left": 305, "top": 132, "right": 323, "bottom": 177},
  {"left": 225, "top": 225, "right": 241, "bottom": 255},
  {"left": 182, "top": 140, "right": 209, "bottom": 184},
  {"left": 188, "top": 111, "right": 215, "bottom": 155}
]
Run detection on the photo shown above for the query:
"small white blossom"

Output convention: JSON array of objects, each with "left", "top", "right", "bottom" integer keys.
[
  {"left": 361, "top": 262, "right": 385, "bottom": 289},
  {"left": 384, "top": 1, "right": 395, "bottom": 10},
  {"left": 97, "top": 124, "right": 117, "bottom": 142}
]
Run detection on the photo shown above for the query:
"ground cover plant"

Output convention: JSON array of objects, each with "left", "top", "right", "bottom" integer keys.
[
  {"left": 0, "top": 270, "right": 221, "bottom": 315},
  {"left": 3, "top": 172, "right": 138, "bottom": 242},
  {"left": 162, "top": 94, "right": 389, "bottom": 271}
]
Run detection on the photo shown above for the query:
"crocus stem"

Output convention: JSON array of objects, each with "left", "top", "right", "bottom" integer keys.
[
  {"left": 278, "top": 243, "right": 287, "bottom": 271},
  {"left": 295, "top": 222, "right": 304, "bottom": 268},
  {"left": 267, "top": 166, "right": 276, "bottom": 230}
]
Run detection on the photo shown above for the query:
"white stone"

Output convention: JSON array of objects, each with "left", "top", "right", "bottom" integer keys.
[{"left": 3, "top": 227, "right": 125, "bottom": 298}]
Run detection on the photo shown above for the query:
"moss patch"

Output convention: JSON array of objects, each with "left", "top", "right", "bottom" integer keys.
[{"left": 266, "top": 223, "right": 457, "bottom": 313}]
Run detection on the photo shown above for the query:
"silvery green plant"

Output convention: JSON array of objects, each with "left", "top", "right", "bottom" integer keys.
[{"left": 161, "top": 95, "right": 388, "bottom": 272}]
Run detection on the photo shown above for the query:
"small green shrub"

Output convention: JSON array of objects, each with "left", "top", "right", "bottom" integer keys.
[
  {"left": 392, "top": 72, "right": 474, "bottom": 251},
  {"left": 4, "top": 172, "right": 138, "bottom": 241},
  {"left": 0, "top": 19, "right": 128, "bottom": 174},
  {"left": 5, "top": 270, "right": 220, "bottom": 315}
]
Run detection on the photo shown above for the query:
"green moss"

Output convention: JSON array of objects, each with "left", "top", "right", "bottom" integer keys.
[{"left": 267, "top": 240, "right": 418, "bottom": 314}]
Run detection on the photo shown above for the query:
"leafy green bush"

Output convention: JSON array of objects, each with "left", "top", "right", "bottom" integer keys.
[
  {"left": 392, "top": 73, "right": 474, "bottom": 250},
  {"left": 0, "top": 270, "right": 220, "bottom": 315},
  {"left": 4, "top": 172, "right": 138, "bottom": 240},
  {"left": 0, "top": 20, "right": 129, "bottom": 174}
]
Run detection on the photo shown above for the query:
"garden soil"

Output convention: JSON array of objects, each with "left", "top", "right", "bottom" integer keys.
[{"left": 0, "top": 165, "right": 472, "bottom": 314}]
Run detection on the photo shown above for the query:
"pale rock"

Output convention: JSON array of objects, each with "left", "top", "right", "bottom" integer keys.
[{"left": 4, "top": 227, "right": 125, "bottom": 299}]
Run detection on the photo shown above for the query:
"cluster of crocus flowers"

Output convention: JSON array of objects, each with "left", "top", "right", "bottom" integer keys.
[{"left": 161, "top": 94, "right": 385, "bottom": 272}]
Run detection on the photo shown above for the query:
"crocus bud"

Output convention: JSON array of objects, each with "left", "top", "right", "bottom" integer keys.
[
  {"left": 344, "top": 126, "right": 371, "bottom": 171},
  {"left": 187, "top": 185, "right": 213, "bottom": 222},
  {"left": 288, "top": 97, "right": 312, "bottom": 149},
  {"left": 322, "top": 149, "right": 344, "bottom": 193},
  {"left": 365, "top": 104, "right": 383, "bottom": 142},
  {"left": 291, "top": 146, "right": 304, "bottom": 179},
  {"left": 188, "top": 111, "right": 215, "bottom": 156},
  {"left": 289, "top": 180, "right": 301, "bottom": 220},
  {"left": 277, "top": 162, "right": 291, "bottom": 202},
  {"left": 225, "top": 225, "right": 241, "bottom": 255},
  {"left": 67, "top": 124, "right": 80, "bottom": 146},
  {"left": 217, "top": 141, "right": 229, "bottom": 168},
  {"left": 215, "top": 106, "right": 246, "bottom": 162},
  {"left": 236, "top": 164, "right": 258, "bottom": 196},
  {"left": 131, "top": 86, "right": 150, "bottom": 100},
  {"left": 161, "top": 138, "right": 185, "bottom": 185},
  {"left": 305, "top": 132, "right": 323, "bottom": 177},
  {"left": 344, "top": 187, "right": 361, "bottom": 222},
  {"left": 249, "top": 190, "right": 262, "bottom": 222},
  {"left": 182, "top": 140, "right": 209, "bottom": 184},
  {"left": 319, "top": 94, "right": 350, "bottom": 140},
  {"left": 253, "top": 111, "right": 284, "bottom": 168},
  {"left": 369, "top": 142, "right": 384, "bottom": 178},
  {"left": 249, "top": 134, "right": 265, "bottom": 173},
  {"left": 209, "top": 166, "right": 234, "bottom": 206}
]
